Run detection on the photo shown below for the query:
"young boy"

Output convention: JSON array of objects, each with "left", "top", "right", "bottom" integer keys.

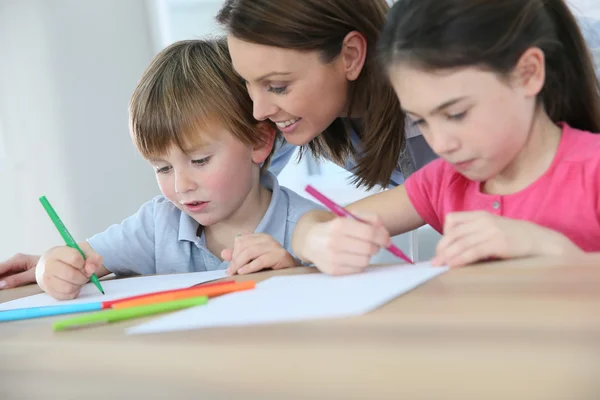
[{"left": 34, "top": 39, "right": 321, "bottom": 300}]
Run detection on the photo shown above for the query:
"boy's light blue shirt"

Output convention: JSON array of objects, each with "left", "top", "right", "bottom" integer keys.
[{"left": 87, "top": 172, "right": 321, "bottom": 276}]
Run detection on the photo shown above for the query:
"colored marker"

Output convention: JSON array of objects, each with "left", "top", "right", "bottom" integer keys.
[
  {"left": 305, "top": 185, "right": 414, "bottom": 264},
  {"left": 53, "top": 296, "right": 208, "bottom": 331},
  {"left": 39, "top": 196, "right": 105, "bottom": 294},
  {"left": 103, "top": 279, "right": 236, "bottom": 308},
  {"left": 112, "top": 280, "right": 255, "bottom": 309},
  {"left": 0, "top": 279, "right": 238, "bottom": 322},
  {"left": 0, "top": 302, "right": 103, "bottom": 322}
]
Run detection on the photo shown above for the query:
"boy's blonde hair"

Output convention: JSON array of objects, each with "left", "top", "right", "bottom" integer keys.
[{"left": 129, "top": 38, "right": 274, "bottom": 173}]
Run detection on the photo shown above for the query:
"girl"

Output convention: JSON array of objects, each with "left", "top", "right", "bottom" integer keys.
[
  {"left": 292, "top": 0, "right": 600, "bottom": 274},
  {"left": 217, "top": 0, "right": 438, "bottom": 190}
]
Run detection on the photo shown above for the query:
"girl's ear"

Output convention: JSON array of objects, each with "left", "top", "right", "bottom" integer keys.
[
  {"left": 251, "top": 121, "right": 277, "bottom": 164},
  {"left": 513, "top": 47, "right": 545, "bottom": 97}
]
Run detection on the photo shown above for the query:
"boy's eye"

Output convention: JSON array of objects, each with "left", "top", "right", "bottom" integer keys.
[
  {"left": 267, "top": 85, "right": 288, "bottom": 95},
  {"left": 192, "top": 156, "right": 211, "bottom": 166},
  {"left": 155, "top": 166, "right": 171, "bottom": 174}
]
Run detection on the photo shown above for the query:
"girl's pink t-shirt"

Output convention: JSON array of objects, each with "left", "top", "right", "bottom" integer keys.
[{"left": 405, "top": 123, "right": 600, "bottom": 251}]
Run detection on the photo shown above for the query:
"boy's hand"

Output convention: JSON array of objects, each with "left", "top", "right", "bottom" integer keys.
[
  {"left": 36, "top": 246, "right": 103, "bottom": 300},
  {"left": 0, "top": 253, "right": 40, "bottom": 289},
  {"left": 432, "top": 211, "right": 583, "bottom": 268},
  {"left": 223, "top": 233, "right": 299, "bottom": 275}
]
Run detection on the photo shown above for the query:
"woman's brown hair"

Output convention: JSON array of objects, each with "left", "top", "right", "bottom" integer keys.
[
  {"left": 379, "top": 0, "right": 600, "bottom": 134},
  {"left": 129, "top": 38, "right": 275, "bottom": 173},
  {"left": 217, "top": 0, "right": 406, "bottom": 189}
]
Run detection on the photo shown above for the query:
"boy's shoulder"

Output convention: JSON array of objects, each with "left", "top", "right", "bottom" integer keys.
[
  {"left": 279, "top": 185, "right": 324, "bottom": 221},
  {"left": 147, "top": 194, "right": 180, "bottom": 211},
  {"left": 259, "top": 172, "right": 323, "bottom": 224},
  {"left": 133, "top": 195, "right": 184, "bottom": 234},
  {"left": 136, "top": 195, "right": 181, "bottom": 219}
]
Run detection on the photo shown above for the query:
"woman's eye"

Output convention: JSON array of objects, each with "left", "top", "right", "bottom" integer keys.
[
  {"left": 268, "top": 85, "right": 288, "bottom": 95},
  {"left": 410, "top": 118, "right": 426, "bottom": 127}
]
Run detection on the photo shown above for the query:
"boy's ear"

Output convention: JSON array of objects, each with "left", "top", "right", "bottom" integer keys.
[{"left": 251, "top": 121, "right": 277, "bottom": 164}]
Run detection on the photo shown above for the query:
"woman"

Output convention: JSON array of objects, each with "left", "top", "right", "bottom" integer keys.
[
  {"left": 217, "top": 0, "right": 437, "bottom": 189},
  {"left": 0, "top": 0, "right": 438, "bottom": 288}
]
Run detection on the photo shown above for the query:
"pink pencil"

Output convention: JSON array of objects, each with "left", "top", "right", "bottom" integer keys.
[{"left": 305, "top": 185, "right": 414, "bottom": 264}]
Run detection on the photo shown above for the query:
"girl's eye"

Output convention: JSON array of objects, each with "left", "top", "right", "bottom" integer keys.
[
  {"left": 192, "top": 156, "right": 211, "bottom": 166},
  {"left": 267, "top": 85, "right": 288, "bottom": 95},
  {"left": 155, "top": 166, "right": 171, "bottom": 174},
  {"left": 448, "top": 111, "right": 467, "bottom": 121}
]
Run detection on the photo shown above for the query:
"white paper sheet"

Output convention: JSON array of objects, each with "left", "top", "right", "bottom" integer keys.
[
  {"left": 0, "top": 270, "right": 227, "bottom": 310},
  {"left": 127, "top": 263, "right": 448, "bottom": 335}
]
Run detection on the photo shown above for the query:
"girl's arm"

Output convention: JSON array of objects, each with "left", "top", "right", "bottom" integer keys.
[
  {"left": 346, "top": 185, "right": 425, "bottom": 236},
  {"left": 292, "top": 185, "right": 425, "bottom": 274}
]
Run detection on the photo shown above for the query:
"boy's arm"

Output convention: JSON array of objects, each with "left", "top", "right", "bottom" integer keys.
[
  {"left": 0, "top": 198, "right": 160, "bottom": 289},
  {"left": 86, "top": 197, "right": 159, "bottom": 276}
]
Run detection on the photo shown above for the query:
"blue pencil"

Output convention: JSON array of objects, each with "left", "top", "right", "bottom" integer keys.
[{"left": 0, "top": 302, "right": 103, "bottom": 322}]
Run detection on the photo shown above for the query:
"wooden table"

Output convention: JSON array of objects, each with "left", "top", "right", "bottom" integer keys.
[{"left": 1, "top": 256, "right": 599, "bottom": 400}]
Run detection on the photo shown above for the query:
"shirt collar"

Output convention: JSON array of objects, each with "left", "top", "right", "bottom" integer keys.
[
  {"left": 178, "top": 210, "right": 201, "bottom": 243},
  {"left": 252, "top": 171, "right": 287, "bottom": 245},
  {"left": 177, "top": 171, "right": 287, "bottom": 245}
]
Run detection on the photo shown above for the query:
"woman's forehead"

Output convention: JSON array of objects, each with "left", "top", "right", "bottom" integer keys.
[{"left": 228, "top": 35, "right": 322, "bottom": 80}]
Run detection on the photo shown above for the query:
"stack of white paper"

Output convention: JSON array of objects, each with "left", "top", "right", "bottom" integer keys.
[{"left": 127, "top": 263, "right": 448, "bottom": 335}]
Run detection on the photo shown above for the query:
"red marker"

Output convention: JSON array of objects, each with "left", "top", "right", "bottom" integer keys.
[{"left": 305, "top": 185, "right": 414, "bottom": 264}]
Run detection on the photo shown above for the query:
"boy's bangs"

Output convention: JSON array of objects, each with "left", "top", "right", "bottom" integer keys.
[{"left": 132, "top": 97, "right": 222, "bottom": 160}]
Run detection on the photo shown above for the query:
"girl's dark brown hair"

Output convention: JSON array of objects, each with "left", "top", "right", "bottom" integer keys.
[
  {"left": 379, "top": 0, "right": 600, "bottom": 133},
  {"left": 217, "top": 0, "right": 406, "bottom": 189}
]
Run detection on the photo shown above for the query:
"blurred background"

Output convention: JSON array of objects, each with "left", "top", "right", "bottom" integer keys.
[{"left": 0, "top": 0, "right": 598, "bottom": 262}]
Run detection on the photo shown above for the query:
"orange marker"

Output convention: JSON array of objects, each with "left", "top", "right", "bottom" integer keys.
[
  {"left": 102, "top": 279, "right": 236, "bottom": 309},
  {"left": 112, "top": 280, "right": 255, "bottom": 309}
]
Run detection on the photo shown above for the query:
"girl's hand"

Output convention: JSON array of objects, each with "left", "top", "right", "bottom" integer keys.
[
  {"left": 432, "top": 211, "right": 583, "bottom": 267},
  {"left": 297, "top": 212, "right": 390, "bottom": 276}
]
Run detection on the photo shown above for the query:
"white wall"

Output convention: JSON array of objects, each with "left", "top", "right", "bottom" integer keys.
[
  {"left": 146, "top": 0, "right": 225, "bottom": 51},
  {"left": 0, "top": 0, "right": 442, "bottom": 263},
  {"left": 0, "top": 0, "right": 160, "bottom": 259}
]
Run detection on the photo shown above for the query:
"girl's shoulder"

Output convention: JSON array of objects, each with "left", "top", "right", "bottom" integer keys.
[
  {"left": 559, "top": 123, "right": 600, "bottom": 165},
  {"left": 408, "top": 157, "right": 471, "bottom": 193}
]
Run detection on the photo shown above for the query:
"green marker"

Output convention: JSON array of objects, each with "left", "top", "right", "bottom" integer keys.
[
  {"left": 39, "top": 196, "right": 105, "bottom": 295},
  {"left": 53, "top": 296, "right": 208, "bottom": 331}
]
